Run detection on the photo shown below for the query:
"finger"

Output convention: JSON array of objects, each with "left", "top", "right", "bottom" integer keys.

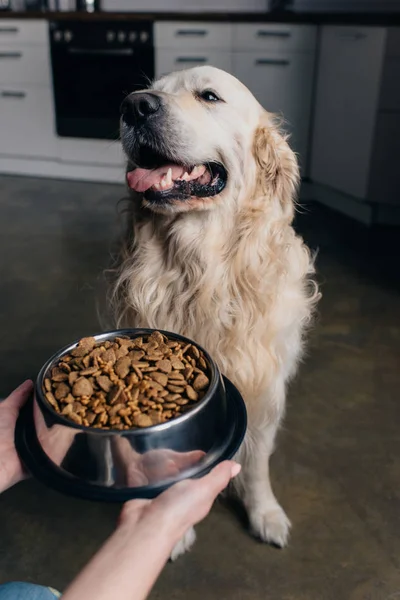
[
  {"left": 194, "top": 460, "right": 241, "bottom": 501},
  {"left": 2, "top": 380, "right": 33, "bottom": 413},
  {"left": 163, "top": 460, "right": 241, "bottom": 507},
  {"left": 151, "top": 461, "right": 242, "bottom": 530}
]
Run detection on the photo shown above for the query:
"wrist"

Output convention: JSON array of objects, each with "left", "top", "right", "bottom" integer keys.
[{"left": 120, "top": 503, "right": 183, "bottom": 551}]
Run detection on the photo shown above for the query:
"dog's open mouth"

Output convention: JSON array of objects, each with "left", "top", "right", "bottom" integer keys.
[{"left": 126, "top": 147, "right": 227, "bottom": 203}]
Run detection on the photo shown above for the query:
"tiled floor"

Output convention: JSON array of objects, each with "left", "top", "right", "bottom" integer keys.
[{"left": 0, "top": 174, "right": 399, "bottom": 599}]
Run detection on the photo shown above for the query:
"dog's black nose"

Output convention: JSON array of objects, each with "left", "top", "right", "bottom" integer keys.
[{"left": 121, "top": 92, "right": 161, "bottom": 125}]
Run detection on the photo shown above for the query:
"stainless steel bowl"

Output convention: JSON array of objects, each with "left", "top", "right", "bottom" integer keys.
[{"left": 16, "top": 329, "right": 247, "bottom": 501}]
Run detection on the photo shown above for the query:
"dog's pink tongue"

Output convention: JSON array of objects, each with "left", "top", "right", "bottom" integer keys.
[{"left": 127, "top": 165, "right": 184, "bottom": 193}]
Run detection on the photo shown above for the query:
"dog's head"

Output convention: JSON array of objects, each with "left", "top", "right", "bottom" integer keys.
[{"left": 121, "top": 66, "right": 298, "bottom": 215}]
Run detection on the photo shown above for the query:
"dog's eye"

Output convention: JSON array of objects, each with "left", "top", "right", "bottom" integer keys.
[{"left": 197, "top": 90, "right": 221, "bottom": 103}]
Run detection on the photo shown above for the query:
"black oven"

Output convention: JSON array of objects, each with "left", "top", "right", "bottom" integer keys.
[{"left": 50, "top": 20, "right": 154, "bottom": 140}]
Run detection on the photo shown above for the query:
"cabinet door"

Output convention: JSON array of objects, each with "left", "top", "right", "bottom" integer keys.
[
  {"left": 311, "top": 26, "right": 386, "bottom": 199},
  {"left": 156, "top": 49, "right": 232, "bottom": 78},
  {"left": 0, "top": 85, "right": 56, "bottom": 158},
  {"left": 0, "top": 44, "right": 51, "bottom": 85},
  {"left": 233, "top": 51, "right": 316, "bottom": 169}
]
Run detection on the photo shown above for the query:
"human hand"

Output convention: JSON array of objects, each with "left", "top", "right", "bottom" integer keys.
[
  {"left": 120, "top": 460, "right": 241, "bottom": 542},
  {"left": 63, "top": 460, "right": 241, "bottom": 600},
  {"left": 0, "top": 380, "right": 33, "bottom": 493}
]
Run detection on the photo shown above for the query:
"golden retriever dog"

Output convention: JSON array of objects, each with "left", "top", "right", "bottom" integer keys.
[{"left": 112, "top": 66, "right": 318, "bottom": 559}]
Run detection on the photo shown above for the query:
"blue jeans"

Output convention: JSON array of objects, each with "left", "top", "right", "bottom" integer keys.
[{"left": 0, "top": 583, "right": 60, "bottom": 599}]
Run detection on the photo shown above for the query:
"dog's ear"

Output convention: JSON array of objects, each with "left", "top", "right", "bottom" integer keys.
[{"left": 253, "top": 112, "right": 299, "bottom": 219}]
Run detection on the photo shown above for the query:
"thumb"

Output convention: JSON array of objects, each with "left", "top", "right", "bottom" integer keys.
[{"left": 2, "top": 380, "right": 33, "bottom": 414}]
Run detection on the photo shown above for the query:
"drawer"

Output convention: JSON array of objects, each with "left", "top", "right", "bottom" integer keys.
[
  {"left": 0, "top": 85, "right": 56, "bottom": 158},
  {"left": 0, "top": 20, "right": 48, "bottom": 45},
  {"left": 232, "top": 24, "right": 317, "bottom": 53},
  {"left": 155, "top": 22, "right": 232, "bottom": 50},
  {"left": 0, "top": 44, "right": 51, "bottom": 84},
  {"left": 156, "top": 49, "right": 232, "bottom": 78},
  {"left": 233, "top": 51, "right": 315, "bottom": 117}
]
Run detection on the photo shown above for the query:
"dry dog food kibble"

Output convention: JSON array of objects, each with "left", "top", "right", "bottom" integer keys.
[{"left": 43, "top": 332, "right": 211, "bottom": 430}]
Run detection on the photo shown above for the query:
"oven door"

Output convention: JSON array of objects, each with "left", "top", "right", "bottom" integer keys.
[{"left": 51, "top": 45, "right": 154, "bottom": 140}]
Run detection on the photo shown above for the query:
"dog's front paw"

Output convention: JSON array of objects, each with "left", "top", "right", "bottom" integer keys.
[
  {"left": 249, "top": 504, "right": 291, "bottom": 548},
  {"left": 170, "top": 526, "right": 196, "bottom": 561}
]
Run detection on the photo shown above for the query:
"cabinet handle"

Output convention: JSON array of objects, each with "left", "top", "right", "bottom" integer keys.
[
  {"left": 0, "top": 52, "right": 22, "bottom": 58},
  {"left": 1, "top": 90, "right": 26, "bottom": 98},
  {"left": 0, "top": 27, "right": 19, "bottom": 33},
  {"left": 176, "top": 57, "right": 207, "bottom": 63},
  {"left": 257, "top": 30, "right": 291, "bottom": 38},
  {"left": 175, "top": 29, "right": 207, "bottom": 37},
  {"left": 337, "top": 32, "right": 367, "bottom": 41},
  {"left": 255, "top": 58, "right": 290, "bottom": 66}
]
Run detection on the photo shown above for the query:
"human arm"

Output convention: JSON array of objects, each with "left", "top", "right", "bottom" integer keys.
[{"left": 62, "top": 460, "right": 240, "bottom": 600}]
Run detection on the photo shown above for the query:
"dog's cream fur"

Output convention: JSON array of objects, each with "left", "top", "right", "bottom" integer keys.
[{"left": 112, "top": 66, "right": 318, "bottom": 556}]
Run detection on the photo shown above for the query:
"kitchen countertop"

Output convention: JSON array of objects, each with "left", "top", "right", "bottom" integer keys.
[{"left": 0, "top": 10, "right": 399, "bottom": 25}]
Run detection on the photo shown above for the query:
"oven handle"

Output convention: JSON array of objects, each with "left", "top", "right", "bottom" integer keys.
[{"left": 68, "top": 48, "right": 134, "bottom": 56}]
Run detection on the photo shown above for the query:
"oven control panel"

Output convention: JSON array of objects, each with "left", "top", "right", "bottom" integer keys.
[{"left": 49, "top": 21, "right": 153, "bottom": 47}]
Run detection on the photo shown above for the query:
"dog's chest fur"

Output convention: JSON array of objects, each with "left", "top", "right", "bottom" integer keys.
[{"left": 118, "top": 207, "right": 312, "bottom": 407}]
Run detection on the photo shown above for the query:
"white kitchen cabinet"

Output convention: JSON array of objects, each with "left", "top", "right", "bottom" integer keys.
[
  {"left": 233, "top": 51, "right": 315, "bottom": 167},
  {"left": 0, "top": 18, "right": 125, "bottom": 179},
  {"left": 232, "top": 24, "right": 317, "bottom": 172},
  {"left": 0, "top": 19, "right": 57, "bottom": 161},
  {"left": 0, "top": 85, "right": 56, "bottom": 158},
  {"left": 0, "top": 43, "right": 51, "bottom": 85},
  {"left": 232, "top": 23, "right": 317, "bottom": 53},
  {"left": 309, "top": 26, "right": 400, "bottom": 223},
  {"left": 0, "top": 20, "right": 47, "bottom": 45},
  {"left": 311, "top": 26, "right": 387, "bottom": 199},
  {"left": 156, "top": 50, "right": 232, "bottom": 78},
  {"left": 155, "top": 21, "right": 234, "bottom": 78},
  {"left": 155, "top": 22, "right": 232, "bottom": 50}
]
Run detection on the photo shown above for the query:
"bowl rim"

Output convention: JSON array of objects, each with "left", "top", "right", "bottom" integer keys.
[{"left": 35, "top": 328, "right": 221, "bottom": 436}]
